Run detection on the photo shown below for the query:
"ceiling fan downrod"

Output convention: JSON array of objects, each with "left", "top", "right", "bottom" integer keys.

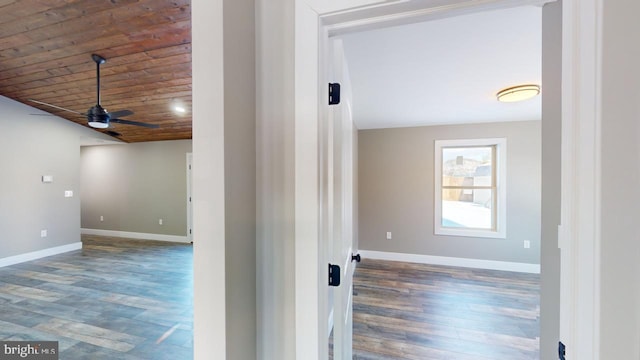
[{"left": 92, "top": 54, "right": 106, "bottom": 106}]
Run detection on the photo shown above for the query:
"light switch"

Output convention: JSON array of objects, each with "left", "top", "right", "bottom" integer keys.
[
  {"left": 64, "top": 190, "right": 73, "bottom": 198},
  {"left": 42, "top": 175, "right": 53, "bottom": 183},
  {"left": 386, "top": 232, "right": 392, "bottom": 240}
]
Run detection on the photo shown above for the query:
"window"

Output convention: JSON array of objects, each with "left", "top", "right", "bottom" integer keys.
[{"left": 434, "top": 138, "right": 506, "bottom": 238}]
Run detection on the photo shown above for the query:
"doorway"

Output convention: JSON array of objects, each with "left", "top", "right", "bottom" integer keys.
[
  {"left": 296, "top": 2, "right": 559, "bottom": 357},
  {"left": 328, "top": 5, "right": 543, "bottom": 358}
]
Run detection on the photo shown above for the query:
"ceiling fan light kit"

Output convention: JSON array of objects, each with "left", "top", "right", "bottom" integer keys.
[
  {"left": 87, "top": 104, "right": 110, "bottom": 129},
  {"left": 88, "top": 121, "right": 109, "bottom": 129},
  {"left": 496, "top": 84, "right": 540, "bottom": 102}
]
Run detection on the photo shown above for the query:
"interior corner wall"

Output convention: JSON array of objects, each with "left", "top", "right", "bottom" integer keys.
[
  {"left": 192, "top": 0, "right": 226, "bottom": 358},
  {"left": 539, "top": 1, "right": 562, "bottom": 359},
  {"left": 358, "top": 120, "right": 541, "bottom": 265},
  {"left": 223, "top": 0, "right": 257, "bottom": 358},
  {"left": 599, "top": 0, "right": 640, "bottom": 357},
  {"left": 0, "top": 96, "right": 91, "bottom": 259},
  {"left": 80, "top": 140, "right": 192, "bottom": 237}
]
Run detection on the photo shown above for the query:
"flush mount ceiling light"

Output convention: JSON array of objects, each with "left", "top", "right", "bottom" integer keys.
[{"left": 496, "top": 84, "right": 540, "bottom": 102}]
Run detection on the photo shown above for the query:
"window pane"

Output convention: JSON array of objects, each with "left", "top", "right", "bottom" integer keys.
[
  {"left": 442, "top": 147, "right": 493, "bottom": 187},
  {"left": 441, "top": 189, "right": 493, "bottom": 230}
]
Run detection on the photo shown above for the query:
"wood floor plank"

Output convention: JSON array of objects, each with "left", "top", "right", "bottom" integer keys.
[
  {"left": 0, "top": 283, "right": 67, "bottom": 302},
  {"left": 340, "top": 259, "right": 540, "bottom": 360},
  {"left": 0, "top": 235, "right": 193, "bottom": 359},
  {"left": 15, "top": 270, "right": 81, "bottom": 285},
  {"left": 0, "top": 319, "right": 80, "bottom": 352},
  {"left": 34, "top": 318, "right": 145, "bottom": 352}
]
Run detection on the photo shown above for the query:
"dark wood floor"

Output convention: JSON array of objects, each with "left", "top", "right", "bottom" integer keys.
[
  {"left": 0, "top": 238, "right": 539, "bottom": 359},
  {"left": 0, "top": 235, "right": 193, "bottom": 359},
  {"left": 348, "top": 259, "right": 540, "bottom": 360}
]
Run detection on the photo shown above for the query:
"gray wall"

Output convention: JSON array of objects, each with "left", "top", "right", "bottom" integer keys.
[
  {"left": 600, "top": 0, "right": 640, "bottom": 357},
  {"left": 223, "top": 0, "right": 257, "bottom": 358},
  {"left": 80, "top": 140, "right": 192, "bottom": 236},
  {"left": 358, "top": 121, "right": 541, "bottom": 264},
  {"left": 539, "top": 1, "right": 561, "bottom": 358},
  {"left": 0, "top": 96, "right": 115, "bottom": 259}
]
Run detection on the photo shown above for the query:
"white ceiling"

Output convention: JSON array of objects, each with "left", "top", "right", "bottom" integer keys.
[{"left": 340, "top": 5, "right": 542, "bottom": 130}]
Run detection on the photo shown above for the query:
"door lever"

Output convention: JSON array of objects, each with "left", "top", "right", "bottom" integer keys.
[{"left": 351, "top": 253, "right": 361, "bottom": 263}]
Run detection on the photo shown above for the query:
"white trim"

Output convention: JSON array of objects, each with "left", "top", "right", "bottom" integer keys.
[
  {"left": 81, "top": 228, "right": 190, "bottom": 243},
  {"left": 328, "top": 309, "right": 334, "bottom": 338},
  {"left": 360, "top": 250, "right": 540, "bottom": 274},
  {"left": 559, "top": 0, "right": 602, "bottom": 358},
  {"left": 0, "top": 242, "right": 82, "bottom": 268},
  {"left": 434, "top": 138, "right": 507, "bottom": 239},
  {"left": 325, "top": 0, "right": 556, "bottom": 36},
  {"left": 186, "top": 152, "right": 193, "bottom": 243},
  {"left": 295, "top": 3, "right": 324, "bottom": 360}
]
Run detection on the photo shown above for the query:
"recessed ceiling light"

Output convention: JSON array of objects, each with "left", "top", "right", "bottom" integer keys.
[
  {"left": 174, "top": 106, "right": 186, "bottom": 113},
  {"left": 496, "top": 84, "right": 540, "bottom": 102}
]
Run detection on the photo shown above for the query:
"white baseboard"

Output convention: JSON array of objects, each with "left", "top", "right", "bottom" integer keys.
[
  {"left": 81, "top": 228, "right": 190, "bottom": 243},
  {"left": 359, "top": 250, "right": 540, "bottom": 274},
  {"left": 0, "top": 242, "right": 82, "bottom": 268}
]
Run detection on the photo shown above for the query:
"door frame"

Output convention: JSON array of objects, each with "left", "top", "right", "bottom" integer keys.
[
  {"left": 186, "top": 152, "right": 193, "bottom": 243},
  {"left": 294, "top": 0, "right": 602, "bottom": 359},
  {"left": 559, "top": 0, "right": 602, "bottom": 358}
]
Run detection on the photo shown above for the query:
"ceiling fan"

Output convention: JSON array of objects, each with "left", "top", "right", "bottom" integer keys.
[{"left": 29, "top": 54, "right": 159, "bottom": 129}]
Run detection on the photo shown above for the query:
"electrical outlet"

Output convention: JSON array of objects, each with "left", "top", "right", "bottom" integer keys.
[
  {"left": 40, "top": 230, "right": 47, "bottom": 237},
  {"left": 524, "top": 240, "right": 531, "bottom": 249},
  {"left": 159, "top": 219, "right": 163, "bottom": 225},
  {"left": 386, "top": 232, "right": 392, "bottom": 240},
  {"left": 100, "top": 215, "right": 104, "bottom": 222}
]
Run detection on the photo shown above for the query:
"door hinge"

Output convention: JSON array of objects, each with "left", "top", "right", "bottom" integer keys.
[
  {"left": 558, "top": 341, "right": 566, "bottom": 360},
  {"left": 328, "top": 264, "right": 341, "bottom": 286},
  {"left": 329, "top": 83, "right": 341, "bottom": 105}
]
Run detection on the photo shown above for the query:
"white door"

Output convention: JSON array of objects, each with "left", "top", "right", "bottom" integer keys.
[{"left": 328, "top": 38, "right": 356, "bottom": 360}]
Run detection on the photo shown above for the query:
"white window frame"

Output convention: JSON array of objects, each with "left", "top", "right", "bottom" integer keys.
[{"left": 434, "top": 138, "right": 507, "bottom": 239}]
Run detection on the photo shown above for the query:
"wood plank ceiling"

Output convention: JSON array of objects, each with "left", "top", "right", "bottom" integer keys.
[{"left": 0, "top": 0, "right": 192, "bottom": 143}]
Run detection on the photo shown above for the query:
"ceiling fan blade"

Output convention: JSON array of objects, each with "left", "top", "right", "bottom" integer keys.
[
  {"left": 28, "top": 99, "right": 84, "bottom": 116},
  {"left": 109, "top": 109, "right": 134, "bottom": 118},
  {"left": 104, "top": 130, "right": 122, "bottom": 137},
  {"left": 111, "top": 118, "right": 159, "bottom": 128}
]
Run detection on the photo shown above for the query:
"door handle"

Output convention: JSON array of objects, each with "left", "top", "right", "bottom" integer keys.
[{"left": 351, "top": 253, "right": 361, "bottom": 263}]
